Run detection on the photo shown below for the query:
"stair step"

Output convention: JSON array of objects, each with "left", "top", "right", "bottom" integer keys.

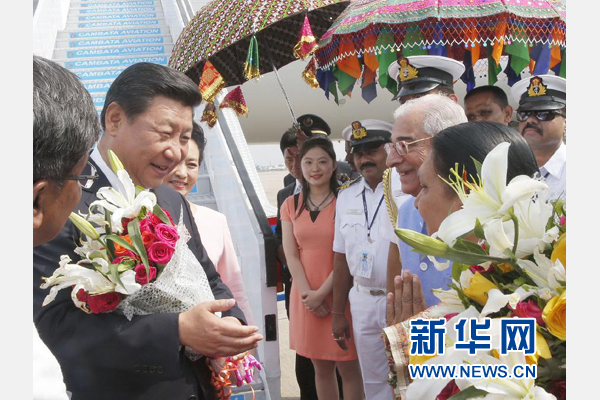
[
  {"left": 83, "top": 81, "right": 115, "bottom": 93},
  {"left": 68, "top": 12, "right": 164, "bottom": 22},
  {"left": 58, "top": 55, "right": 169, "bottom": 70},
  {"left": 70, "top": 5, "right": 158, "bottom": 14},
  {"left": 72, "top": 68, "right": 127, "bottom": 81},
  {"left": 54, "top": 44, "right": 173, "bottom": 59},
  {"left": 66, "top": 18, "right": 165, "bottom": 30},
  {"left": 70, "top": 0, "right": 158, "bottom": 7},
  {"left": 56, "top": 35, "right": 171, "bottom": 49},
  {"left": 57, "top": 27, "right": 168, "bottom": 40}
]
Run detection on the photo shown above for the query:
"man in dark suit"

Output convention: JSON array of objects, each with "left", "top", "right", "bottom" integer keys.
[{"left": 33, "top": 62, "right": 262, "bottom": 400}]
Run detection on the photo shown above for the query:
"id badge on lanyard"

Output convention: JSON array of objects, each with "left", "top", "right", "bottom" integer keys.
[{"left": 356, "top": 245, "right": 375, "bottom": 279}]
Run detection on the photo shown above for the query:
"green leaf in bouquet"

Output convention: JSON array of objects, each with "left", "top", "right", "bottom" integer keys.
[
  {"left": 471, "top": 157, "right": 483, "bottom": 182},
  {"left": 453, "top": 238, "right": 487, "bottom": 256},
  {"left": 445, "top": 247, "right": 511, "bottom": 266},
  {"left": 448, "top": 385, "right": 488, "bottom": 400},
  {"left": 105, "top": 234, "right": 137, "bottom": 254},
  {"left": 552, "top": 199, "right": 566, "bottom": 216},
  {"left": 127, "top": 219, "right": 150, "bottom": 278},
  {"left": 117, "top": 263, "right": 133, "bottom": 273},
  {"left": 473, "top": 218, "right": 486, "bottom": 240},
  {"left": 452, "top": 263, "right": 470, "bottom": 285},
  {"left": 108, "top": 259, "right": 126, "bottom": 291},
  {"left": 448, "top": 283, "right": 475, "bottom": 310},
  {"left": 512, "top": 277, "right": 527, "bottom": 287},
  {"left": 104, "top": 210, "right": 115, "bottom": 259},
  {"left": 152, "top": 204, "right": 174, "bottom": 226}
]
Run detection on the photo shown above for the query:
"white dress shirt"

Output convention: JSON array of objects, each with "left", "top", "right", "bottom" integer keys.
[{"left": 540, "top": 143, "right": 566, "bottom": 201}]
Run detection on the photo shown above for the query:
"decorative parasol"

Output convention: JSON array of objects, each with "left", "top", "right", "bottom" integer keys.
[
  {"left": 169, "top": 0, "right": 349, "bottom": 125},
  {"left": 313, "top": 0, "right": 566, "bottom": 102}
]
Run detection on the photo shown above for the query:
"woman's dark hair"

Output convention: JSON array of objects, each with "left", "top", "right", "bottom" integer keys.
[
  {"left": 297, "top": 135, "right": 338, "bottom": 214},
  {"left": 432, "top": 121, "right": 539, "bottom": 192},
  {"left": 190, "top": 121, "right": 206, "bottom": 164}
]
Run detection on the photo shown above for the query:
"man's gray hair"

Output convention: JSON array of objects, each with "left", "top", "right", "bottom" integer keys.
[
  {"left": 393, "top": 94, "right": 467, "bottom": 137},
  {"left": 34, "top": 56, "right": 101, "bottom": 182}
]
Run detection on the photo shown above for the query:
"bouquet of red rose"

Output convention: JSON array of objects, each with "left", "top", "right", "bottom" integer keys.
[{"left": 41, "top": 150, "right": 217, "bottom": 320}]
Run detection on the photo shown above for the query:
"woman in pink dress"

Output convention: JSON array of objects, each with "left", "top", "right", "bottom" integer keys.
[
  {"left": 281, "top": 136, "right": 363, "bottom": 400},
  {"left": 163, "top": 122, "right": 254, "bottom": 324}
]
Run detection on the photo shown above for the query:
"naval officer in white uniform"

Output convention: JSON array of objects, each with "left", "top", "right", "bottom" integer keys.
[{"left": 331, "top": 120, "right": 395, "bottom": 400}]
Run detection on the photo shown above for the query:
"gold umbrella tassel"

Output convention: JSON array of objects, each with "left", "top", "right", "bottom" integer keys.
[
  {"left": 244, "top": 35, "right": 260, "bottom": 80},
  {"left": 302, "top": 57, "right": 319, "bottom": 88}
]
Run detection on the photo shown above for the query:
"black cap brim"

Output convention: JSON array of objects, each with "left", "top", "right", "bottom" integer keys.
[
  {"left": 392, "top": 81, "right": 441, "bottom": 101},
  {"left": 518, "top": 99, "right": 566, "bottom": 112},
  {"left": 351, "top": 138, "right": 388, "bottom": 153}
]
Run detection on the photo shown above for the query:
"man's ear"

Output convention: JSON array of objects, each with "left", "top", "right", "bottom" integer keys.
[
  {"left": 103, "top": 102, "right": 125, "bottom": 137},
  {"left": 448, "top": 93, "right": 459, "bottom": 104},
  {"left": 33, "top": 180, "right": 49, "bottom": 230},
  {"left": 504, "top": 105, "right": 514, "bottom": 124}
]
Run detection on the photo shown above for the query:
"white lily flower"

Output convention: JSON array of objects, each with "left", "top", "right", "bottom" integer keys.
[
  {"left": 518, "top": 248, "right": 565, "bottom": 296},
  {"left": 90, "top": 169, "right": 157, "bottom": 234},
  {"left": 437, "top": 143, "right": 548, "bottom": 247},
  {"left": 459, "top": 269, "right": 474, "bottom": 289},
  {"left": 427, "top": 254, "right": 451, "bottom": 271},
  {"left": 430, "top": 288, "right": 466, "bottom": 318},
  {"left": 455, "top": 351, "right": 556, "bottom": 399},
  {"left": 74, "top": 233, "right": 107, "bottom": 261},
  {"left": 110, "top": 270, "right": 141, "bottom": 295},
  {"left": 483, "top": 218, "right": 515, "bottom": 258},
  {"left": 92, "top": 257, "right": 110, "bottom": 274},
  {"left": 480, "top": 288, "right": 533, "bottom": 317},
  {"left": 41, "top": 263, "right": 116, "bottom": 306}
]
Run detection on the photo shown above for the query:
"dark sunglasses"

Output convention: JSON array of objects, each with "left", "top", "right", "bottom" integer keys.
[
  {"left": 516, "top": 110, "right": 566, "bottom": 122},
  {"left": 65, "top": 162, "right": 99, "bottom": 189}
]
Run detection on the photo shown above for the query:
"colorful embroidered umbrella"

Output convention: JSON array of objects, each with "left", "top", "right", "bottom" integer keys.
[
  {"left": 169, "top": 0, "right": 349, "bottom": 87},
  {"left": 313, "top": 0, "right": 566, "bottom": 101}
]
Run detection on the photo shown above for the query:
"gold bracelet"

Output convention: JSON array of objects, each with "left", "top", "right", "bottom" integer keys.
[{"left": 331, "top": 310, "right": 344, "bottom": 315}]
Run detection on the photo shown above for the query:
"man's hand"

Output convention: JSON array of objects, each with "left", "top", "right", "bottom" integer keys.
[
  {"left": 331, "top": 313, "right": 351, "bottom": 350},
  {"left": 179, "top": 299, "right": 263, "bottom": 357},
  {"left": 386, "top": 270, "right": 427, "bottom": 326}
]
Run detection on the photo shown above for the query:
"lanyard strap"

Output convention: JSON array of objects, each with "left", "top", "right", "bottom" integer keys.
[{"left": 362, "top": 189, "right": 385, "bottom": 240}]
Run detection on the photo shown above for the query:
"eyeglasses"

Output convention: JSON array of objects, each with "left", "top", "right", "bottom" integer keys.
[
  {"left": 516, "top": 110, "right": 566, "bottom": 122},
  {"left": 66, "top": 162, "right": 99, "bottom": 189},
  {"left": 384, "top": 136, "right": 433, "bottom": 156}
]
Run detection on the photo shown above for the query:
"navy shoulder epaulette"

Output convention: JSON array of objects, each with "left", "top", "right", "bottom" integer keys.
[{"left": 338, "top": 176, "right": 362, "bottom": 191}]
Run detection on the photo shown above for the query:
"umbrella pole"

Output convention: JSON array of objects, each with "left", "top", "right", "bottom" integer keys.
[{"left": 269, "top": 56, "right": 300, "bottom": 129}]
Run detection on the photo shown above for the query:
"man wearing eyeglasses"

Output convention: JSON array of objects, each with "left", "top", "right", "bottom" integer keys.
[
  {"left": 33, "top": 56, "right": 101, "bottom": 399},
  {"left": 33, "top": 62, "right": 262, "bottom": 400},
  {"left": 331, "top": 120, "right": 393, "bottom": 400},
  {"left": 387, "top": 55, "right": 465, "bottom": 104},
  {"left": 511, "top": 75, "right": 567, "bottom": 201},
  {"left": 381, "top": 94, "right": 467, "bottom": 312}
]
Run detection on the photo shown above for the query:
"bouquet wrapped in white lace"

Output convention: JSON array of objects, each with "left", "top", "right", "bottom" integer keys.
[{"left": 116, "top": 211, "right": 217, "bottom": 320}]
